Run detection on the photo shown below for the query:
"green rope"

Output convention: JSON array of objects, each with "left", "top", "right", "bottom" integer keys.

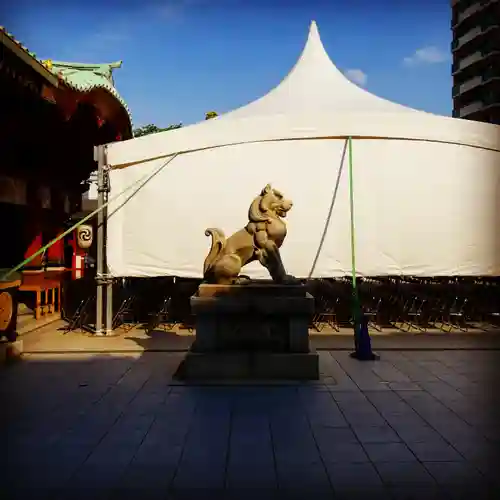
[
  {"left": 348, "top": 136, "right": 361, "bottom": 329},
  {"left": 0, "top": 153, "right": 179, "bottom": 282}
]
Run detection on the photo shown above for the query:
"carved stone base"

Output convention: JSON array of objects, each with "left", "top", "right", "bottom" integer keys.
[
  {"left": 183, "top": 282, "right": 318, "bottom": 380},
  {"left": 178, "top": 351, "right": 319, "bottom": 380}
]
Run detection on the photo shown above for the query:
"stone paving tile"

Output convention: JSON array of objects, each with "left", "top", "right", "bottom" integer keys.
[
  {"left": 374, "top": 462, "right": 437, "bottom": 486},
  {"left": 324, "top": 462, "right": 383, "bottom": 488},
  {"left": 390, "top": 424, "right": 442, "bottom": 443},
  {"left": 172, "top": 457, "right": 227, "bottom": 490},
  {"left": 226, "top": 459, "right": 277, "bottom": 489},
  {"left": 363, "top": 442, "right": 417, "bottom": 462},
  {"left": 406, "top": 440, "right": 465, "bottom": 462},
  {"left": 64, "top": 463, "right": 126, "bottom": 493},
  {"left": 318, "top": 442, "right": 369, "bottom": 463},
  {"left": 388, "top": 486, "right": 444, "bottom": 500},
  {"left": 312, "top": 426, "right": 359, "bottom": 444},
  {"left": 423, "top": 461, "right": 485, "bottom": 485},
  {"left": 333, "top": 487, "right": 393, "bottom": 500},
  {"left": 116, "top": 463, "right": 176, "bottom": 490},
  {"left": 470, "top": 459, "right": 500, "bottom": 487},
  {"left": 168, "top": 489, "right": 225, "bottom": 500},
  {"left": 351, "top": 424, "right": 402, "bottom": 443},
  {"left": 275, "top": 460, "right": 331, "bottom": 490}
]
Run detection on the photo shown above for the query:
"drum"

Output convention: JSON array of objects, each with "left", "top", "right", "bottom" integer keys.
[{"left": 0, "top": 269, "right": 21, "bottom": 342}]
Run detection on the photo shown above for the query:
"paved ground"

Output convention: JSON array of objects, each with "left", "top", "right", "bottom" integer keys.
[
  {"left": 2, "top": 349, "right": 500, "bottom": 499},
  {"left": 17, "top": 320, "right": 500, "bottom": 353}
]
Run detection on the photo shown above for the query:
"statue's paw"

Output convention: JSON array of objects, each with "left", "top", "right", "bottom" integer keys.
[
  {"left": 283, "top": 275, "right": 302, "bottom": 285},
  {"left": 234, "top": 275, "right": 252, "bottom": 284}
]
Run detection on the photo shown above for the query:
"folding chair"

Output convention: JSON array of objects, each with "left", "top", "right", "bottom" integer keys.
[
  {"left": 112, "top": 295, "right": 137, "bottom": 332},
  {"left": 311, "top": 295, "right": 340, "bottom": 332},
  {"left": 476, "top": 287, "right": 500, "bottom": 329},
  {"left": 363, "top": 296, "right": 383, "bottom": 332},
  {"left": 439, "top": 297, "right": 469, "bottom": 332},
  {"left": 61, "top": 294, "right": 96, "bottom": 333},
  {"left": 147, "top": 296, "right": 177, "bottom": 333},
  {"left": 397, "top": 296, "right": 429, "bottom": 332}
]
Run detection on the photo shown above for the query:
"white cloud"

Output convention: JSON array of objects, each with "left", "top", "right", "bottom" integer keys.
[
  {"left": 344, "top": 68, "right": 367, "bottom": 86},
  {"left": 403, "top": 46, "right": 449, "bottom": 66}
]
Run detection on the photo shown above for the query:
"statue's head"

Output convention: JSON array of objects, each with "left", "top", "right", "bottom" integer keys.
[{"left": 248, "top": 184, "right": 293, "bottom": 223}]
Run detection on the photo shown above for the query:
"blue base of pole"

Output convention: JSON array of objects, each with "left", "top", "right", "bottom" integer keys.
[
  {"left": 349, "top": 350, "right": 380, "bottom": 361},
  {"left": 351, "top": 314, "right": 380, "bottom": 362}
]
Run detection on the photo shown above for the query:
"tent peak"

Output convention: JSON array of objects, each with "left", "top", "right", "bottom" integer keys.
[
  {"left": 219, "top": 19, "right": 418, "bottom": 120},
  {"left": 308, "top": 20, "right": 319, "bottom": 38},
  {"left": 305, "top": 20, "right": 324, "bottom": 52}
]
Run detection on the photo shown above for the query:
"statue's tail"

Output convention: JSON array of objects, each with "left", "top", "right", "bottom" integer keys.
[{"left": 203, "top": 228, "right": 226, "bottom": 276}]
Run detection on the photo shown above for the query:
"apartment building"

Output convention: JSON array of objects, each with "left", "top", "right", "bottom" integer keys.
[{"left": 451, "top": 0, "right": 500, "bottom": 123}]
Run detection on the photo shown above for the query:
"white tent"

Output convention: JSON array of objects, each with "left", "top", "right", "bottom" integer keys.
[{"left": 105, "top": 21, "right": 500, "bottom": 279}]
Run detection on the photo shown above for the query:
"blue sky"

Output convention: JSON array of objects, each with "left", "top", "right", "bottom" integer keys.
[{"left": 6, "top": 0, "right": 452, "bottom": 128}]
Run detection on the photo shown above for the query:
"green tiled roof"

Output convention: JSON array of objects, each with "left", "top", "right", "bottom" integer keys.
[
  {"left": 1, "top": 27, "right": 131, "bottom": 128},
  {"left": 47, "top": 61, "right": 132, "bottom": 126}
]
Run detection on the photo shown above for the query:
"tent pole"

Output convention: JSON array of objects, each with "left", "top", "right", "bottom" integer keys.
[
  {"left": 95, "top": 146, "right": 105, "bottom": 335},
  {"left": 103, "top": 150, "right": 113, "bottom": 335},
  {"left": 347, "top": 137, "right": 360, "bottom": 325}
]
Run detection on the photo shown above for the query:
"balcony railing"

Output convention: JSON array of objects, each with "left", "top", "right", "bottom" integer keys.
[
  {"left": 451, "top": 0, "right": 495, "bottom": 28},
  {"left": 457, "top": 0, "right": 484, "bottom": 24},
  {"left": 459, "top": 100, "right": 484, "bottom": 116},
  {"left": 459, "top": 25, "right": 483, "bottom": 46},
  {"left": 453, "top": 75, "right": 483, "bottom": 97},
  {"left": 483, "top": 65, "right": 500, "bottom": 80},
  {"left": 459, "top": 50, "right": 484, "bottom": 69},
  {"left": 461, "top": 75, "right": 484, "bottom": 93}
]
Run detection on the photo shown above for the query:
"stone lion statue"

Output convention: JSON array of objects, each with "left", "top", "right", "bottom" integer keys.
[{"left": 203, "top": 184, "right": 298, "bottom": 285}]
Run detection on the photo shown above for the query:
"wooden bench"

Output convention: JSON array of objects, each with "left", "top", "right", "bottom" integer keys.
[{"left": 19, "top": 271, "right": 61, "bottom": 320}]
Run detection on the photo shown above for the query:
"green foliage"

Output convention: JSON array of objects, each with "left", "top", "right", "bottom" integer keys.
[
  {"left": 133, "top": 123, "right": 182, "bottom": 138},
  {"left": 205, "top": 111, "right": 218, "bottom": 120}
]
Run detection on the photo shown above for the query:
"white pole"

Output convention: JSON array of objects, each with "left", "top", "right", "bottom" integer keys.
[{"left": 95, "top": 146, "right": 105, "bottom": 335}]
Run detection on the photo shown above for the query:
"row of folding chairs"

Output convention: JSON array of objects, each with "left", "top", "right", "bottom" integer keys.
[
  {"left": 308, "top": 277, "right": 500, "bottom": 332},
  {"left": 62, "top": 276, "right": 500, "bottom": 334},
  {"left": 111, "top": 278, "right": 198, "bottom": 333}
]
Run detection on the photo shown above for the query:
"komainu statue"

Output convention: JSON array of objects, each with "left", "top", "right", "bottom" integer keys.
[{"left": 203, "top": 184, "right": 298, "bottom": 285}]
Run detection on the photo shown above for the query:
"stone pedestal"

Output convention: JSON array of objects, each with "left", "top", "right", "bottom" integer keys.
[{"left": 178, "top": 282, "right": 319, "bottom": 380}]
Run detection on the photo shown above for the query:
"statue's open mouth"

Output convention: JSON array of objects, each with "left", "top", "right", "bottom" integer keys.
[{"left": 277, "top": 208, "right": 288, "bottom": 218}]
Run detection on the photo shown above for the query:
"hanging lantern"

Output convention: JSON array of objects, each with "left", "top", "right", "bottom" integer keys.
[{"left": 76, "top": 224, "right": 93, "bottom": 249}]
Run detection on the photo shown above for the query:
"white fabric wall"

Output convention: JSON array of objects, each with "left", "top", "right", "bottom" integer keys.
[{"left": 106, "top": 138, "right": 500, "bottom": 278}]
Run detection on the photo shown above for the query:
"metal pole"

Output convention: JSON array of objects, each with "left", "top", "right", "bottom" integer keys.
[
  {"left": 347, "top": 136, "right": 360, "bottom": 327},
  {"left": 95, "top": 146, "right": 105, "bottom": 335},
  {"left": 103, "top": 148, "right": 113, "bottom": 334}
]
